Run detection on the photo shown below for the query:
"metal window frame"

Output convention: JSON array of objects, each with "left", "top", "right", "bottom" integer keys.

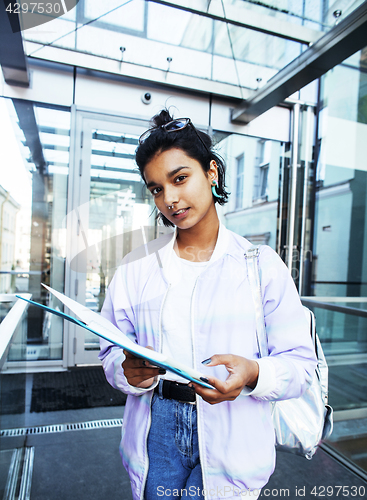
[
  {"left": 147, "top": 0, "right": 322, "bottom": 45},
  {"left": 231, "top": 1, "right": 367, "bottom": 124}
]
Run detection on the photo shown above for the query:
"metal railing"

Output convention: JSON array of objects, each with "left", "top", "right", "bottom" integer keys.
[
  {"left": 0, "top": 293, "right": 31, "bottom": 370},
  {"left": 302, "top": 297, "right": 367, "bottom": 318}
]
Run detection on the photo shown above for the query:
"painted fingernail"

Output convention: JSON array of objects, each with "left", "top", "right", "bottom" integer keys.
[
  {"left": 159, "top": 369, "right": 166, "bottom": 374},
  {"left": 200, "top": 377, "right": 210, "bottom": 384},
  {"left": 201, "top": 358, "right": 212, "bottom": 365}
]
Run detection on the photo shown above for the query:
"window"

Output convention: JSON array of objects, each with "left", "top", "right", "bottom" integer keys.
[
  {"left": 259, "top": 163, "right": 269, "bottom": 199},
  {"left": 235, "top": 154, "right": 244, "bottom": 210},
  {"left": 254, "top": 140, "right": 270, "bottom": 202}
]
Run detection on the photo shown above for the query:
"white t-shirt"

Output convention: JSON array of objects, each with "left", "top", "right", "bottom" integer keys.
[
  {"left": 161, "top": 249, "right": 208, "bottom": 384},
  {"left": 126, "top": 223, "right": 275, "bottom": 397}
]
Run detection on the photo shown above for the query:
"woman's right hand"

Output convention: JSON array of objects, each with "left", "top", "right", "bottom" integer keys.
[{"left": 122, "top": 347, "right": 166, "bottom": 388}]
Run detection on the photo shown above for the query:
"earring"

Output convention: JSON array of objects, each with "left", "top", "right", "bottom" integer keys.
[{"left": 211, "top": 179, "right": 221, "bottom": 199}]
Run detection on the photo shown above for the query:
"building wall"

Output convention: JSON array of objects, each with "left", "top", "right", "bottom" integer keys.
[
  {"left": 0, "top": 186, "right": 20, "bottom": 293},
  {"left": 220, "top": 135, "right": 283, "bottom": 250}
]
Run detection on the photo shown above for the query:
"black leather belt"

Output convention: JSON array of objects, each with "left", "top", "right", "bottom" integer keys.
[{"left": 154, "top": 380, "right": 196, "bottom": 403}]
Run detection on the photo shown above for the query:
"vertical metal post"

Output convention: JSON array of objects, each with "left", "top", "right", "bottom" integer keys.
[
  {"left": 299, "top": 105, "right": 313, "bottom": 294},
  {"left": 276, "top": 142, "right": 286, "bottom": 256},
  {"left": 287, "top": 103, "right": 300, "bottom": 271}
]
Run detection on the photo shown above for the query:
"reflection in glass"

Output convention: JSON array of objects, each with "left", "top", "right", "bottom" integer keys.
[
  {"left": 82, "top": 127, "right": 156, "bottom": 351},
  {"left": 235, "top": 154, "right": 244, "bottom": 210},
  {"left": 217, "top": 132, "right": 285, "bottom": 249},
  {"left": 314, "top": 47, "right": 367, "bottom": 298},
  {"left": 0, "top": 99, "right": 70, "bottom": 362},
  {"left": 22, "top": 0, "right": 311, "bottom": 90},
  {"left": 311, "top": 45, "right": 367, "bottom": 475}
]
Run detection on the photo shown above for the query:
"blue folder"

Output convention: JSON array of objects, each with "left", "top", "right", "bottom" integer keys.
[{"left": 16, "top": 284, "right": 213, "bottom": 389}]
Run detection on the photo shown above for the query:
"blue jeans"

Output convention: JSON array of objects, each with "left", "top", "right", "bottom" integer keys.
[{"left": 145, "top": 391, "right": 204, "bottom": 499}]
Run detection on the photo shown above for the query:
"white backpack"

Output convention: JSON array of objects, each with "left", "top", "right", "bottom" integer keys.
[{"left": 245, "top": 246, "right": 333, "bottom": 459}]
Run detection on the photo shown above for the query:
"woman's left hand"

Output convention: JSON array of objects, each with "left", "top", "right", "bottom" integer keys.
[{"left": 192, "top": 354, "right": 259, "bottom": 405}]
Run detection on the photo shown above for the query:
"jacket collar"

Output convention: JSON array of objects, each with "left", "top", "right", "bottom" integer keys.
[{"left": 158, "top": 221, "right": 230, "bottom": 285}]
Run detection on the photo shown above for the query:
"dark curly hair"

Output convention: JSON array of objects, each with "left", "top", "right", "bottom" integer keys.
[{"left": 135, "top": 109, "right": 229, "bottom": 227}]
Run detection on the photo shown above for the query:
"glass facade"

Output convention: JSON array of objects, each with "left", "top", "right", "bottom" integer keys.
[
  {"left": 0, "top": 102, "right": 158, "bottom": 364},
  {"left": 21, "top": 0, "right": 321, "bottom": 93},
  {"left": 76, "top": 122, "right": 156, "bottom": 357},
  {"left": 307, "top": 45, "right": 367, "bottom": 475},
  {"left": 218, "top": 133, "right": 286, "bottom": 249},
  {"left": 1, "top": 0, "right": 367, "bottom": 493},
  {"left": 0, "top": 100, "right": 70, "bottom": 362},
  {"left": 314, "top": 47, "right": 367, "bottom": 298}
]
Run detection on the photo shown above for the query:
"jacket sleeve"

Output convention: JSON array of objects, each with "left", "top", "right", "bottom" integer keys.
[
  {"left": 243, "top": 245, "right": 318, "bottom": 402},
  {"left": 98, "top": 266, "right": 158, "bottom": 396}
]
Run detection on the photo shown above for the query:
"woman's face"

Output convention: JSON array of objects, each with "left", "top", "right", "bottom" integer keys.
[{"left": 144, "top": 148, "right": 218, "bottom": 230}]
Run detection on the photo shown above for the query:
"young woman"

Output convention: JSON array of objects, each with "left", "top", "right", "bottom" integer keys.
[{"left": 99, "top": 110, "right": 317, "bottom": 500}]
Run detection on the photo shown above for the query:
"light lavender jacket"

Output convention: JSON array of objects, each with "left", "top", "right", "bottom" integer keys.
[{"left": 99, "top": 225, "right": 317, "bottom": 500}]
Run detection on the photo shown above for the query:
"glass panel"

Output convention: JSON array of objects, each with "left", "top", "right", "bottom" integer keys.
[
  {"left": 212, "top": 21, "right": 301, "bottom": 89},
  {"left": 305, "top": 301, "right": 367, "bottom": 473},
  {"left": 218, "top": 0, "right": 322, "bottom": 26},
  {"left": 0, "top": 297, "right": 16, "bottom": 324},
  {"left": 322, "top": 0, "right": 366, "bottom": 26},
  {"left": 216, "top": 132, "right": 285, "bottom": 249},
  {"left": 150, "top": 3, "right": 211, "bottom": 50},
  {"left": 84, "top": 0, "right": 146, "bottom": 32},
  {"left": 24, "top": 17, "right": 77, "bottom": 49},
  {"left": 0, "top": 298, "right": 29, "bottom": 477},
  {"left": 24, "top": 0, "right": 365, "bottom": 90},
  {"left": 307, "top": 305, "right": 367, "bottom": 359},
  {"left": 143, "top": 0, "right": 324, "bottom": 30},
  {"left": 311, "top": 45, "right": 367, "bottom": 475},
  {"left": 314, "top": 47, "right": 367, "bottom": 298},
  {"left": 23, "top": 0, "right": 310, "bottom": 91},
  {"left": 0, "top": 97, "right": 70, "bottom": 362},
  {"left": 227, "top": 0, "right": 364, "bottom": 30},
  {"left": 335, "top": 302, "right": 367, "bottom": 310},
  {"left": 82, "top": 125, "right": 156, "bottom": 352}
]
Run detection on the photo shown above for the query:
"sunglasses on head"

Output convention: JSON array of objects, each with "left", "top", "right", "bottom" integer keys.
[{"left": 138, "top": 118, "right": 209, "bottom": 152}]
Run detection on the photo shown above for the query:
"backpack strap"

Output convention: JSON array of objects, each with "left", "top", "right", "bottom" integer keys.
[{"left": 244, "top": 245, "right": 268, "bottom": 358}]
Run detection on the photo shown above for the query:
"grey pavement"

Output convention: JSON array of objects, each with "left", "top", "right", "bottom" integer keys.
[{"left": 1, "top": 407, "right": 366, "bottom": 500}]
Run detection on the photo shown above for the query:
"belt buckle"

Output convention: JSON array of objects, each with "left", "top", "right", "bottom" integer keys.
[
  {"left": 178, "top": 399, "right": 196, "bottom": 405},
  {"left": 171, "top": 381, "right": 196, "bottom": 404}
]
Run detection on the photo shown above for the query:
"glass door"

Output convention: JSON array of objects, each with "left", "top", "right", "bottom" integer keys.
[{"left": 65, "top": 110, "right": 157, "bottom": 366}]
